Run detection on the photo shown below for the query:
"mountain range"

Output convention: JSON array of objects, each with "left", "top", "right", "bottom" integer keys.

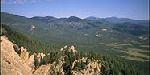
[
  {"left": 1, "top": 12, "right": 150, "bottom": 75},
  {"left": 1, "top": 12, "right": 149, "bottom": 49}
]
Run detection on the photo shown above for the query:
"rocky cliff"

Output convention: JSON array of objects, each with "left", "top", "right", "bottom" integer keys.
[{"left": 1, "top": 36, "right": 33, "bottom": 75}]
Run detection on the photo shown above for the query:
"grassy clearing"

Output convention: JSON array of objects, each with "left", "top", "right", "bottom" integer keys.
[
  {"left": 121, "top": 56, "right": 148, "bottom": 62},
  {"left": 120, "top": 48, "right": 149, "bottom": 61},
  {"left": 105, "top": 43, "right": 132, "bottom": 49},
  {"left": 139, "top": 45, "right": 149, "bottom": 48}
]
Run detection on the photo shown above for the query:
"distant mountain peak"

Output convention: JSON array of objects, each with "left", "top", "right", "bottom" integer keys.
[
  {"left": 45, "top": 16, "right": 57, "bottom": 19},
  {"left": 30, "top": 16, "right": 57, "bottom": 22},
  {"left": 66, "top": 16, "right": 82, "bottom": 22},
  {"left": 68, "top": 16, "right": 81, "bottom": 19},
  {"left": 31, "top": 16, "right": 57, "bottom": 19}
]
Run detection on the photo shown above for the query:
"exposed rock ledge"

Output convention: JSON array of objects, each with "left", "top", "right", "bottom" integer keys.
[{"left": 1, "top": 36, "right": 33, "bottom": 75}]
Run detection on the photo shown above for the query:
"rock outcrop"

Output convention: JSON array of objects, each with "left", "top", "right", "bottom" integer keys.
[
  {"left": 1, "top": 36, "right": 102, "bottom": 75},
  {"left": 34, "top": 52, "right": 46, "bottom": 63},
  {"left": 71, "top": 58, "right": 101, "bottom": 75},
  {"left": 68, "top": 45, "right": 77, "bottom": 53},
  {"left": 1, "top": 36, "right": 33, "bottom": 75},
  {"left": 34, "top": 64, "right": 51, "bottom": 75}
]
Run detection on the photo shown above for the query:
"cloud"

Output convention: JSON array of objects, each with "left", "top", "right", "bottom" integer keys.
[
  {"left": 1, "top": 0, "right": 26, "bottom": 4},
  {"left": 1, "top": 0, "right": 54, "bottom": 4}
]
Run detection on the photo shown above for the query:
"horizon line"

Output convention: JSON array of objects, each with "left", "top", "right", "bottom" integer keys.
[{"left": 1, "top": 11, "right": 149, "bottom": 20}]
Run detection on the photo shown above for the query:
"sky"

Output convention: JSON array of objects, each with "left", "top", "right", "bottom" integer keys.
[{"left": 1, "top": 0, "right": 149, "bottom": 20}]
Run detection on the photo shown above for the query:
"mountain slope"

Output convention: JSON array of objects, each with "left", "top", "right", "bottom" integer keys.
[
  {"left": 1, "top": 12, "right": 149, "bottom": 55},
  {"left": 1, "top": 31, "right": 140, "bottom": 75},
  {"left": 1, "top": 12, "right": 149, "bottom": 75}
]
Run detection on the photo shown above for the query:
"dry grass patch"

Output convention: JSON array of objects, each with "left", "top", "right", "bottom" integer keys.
[{"left": 120, "top": 48, "right": 149, "bottom": 61}]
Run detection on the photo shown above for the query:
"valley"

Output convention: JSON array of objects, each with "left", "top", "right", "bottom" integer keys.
[{"left": 1, "top": 12, "right": 149, "bottom": 75}]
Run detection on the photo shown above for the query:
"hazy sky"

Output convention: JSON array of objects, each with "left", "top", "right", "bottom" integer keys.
[{"left": 1, "top": 0, "right": 149, "bottom": 20}]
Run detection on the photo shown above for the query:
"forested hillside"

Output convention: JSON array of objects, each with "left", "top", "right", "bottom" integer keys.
[{"left": 1, "top": 24, "right": 143, "bottom": 75}]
